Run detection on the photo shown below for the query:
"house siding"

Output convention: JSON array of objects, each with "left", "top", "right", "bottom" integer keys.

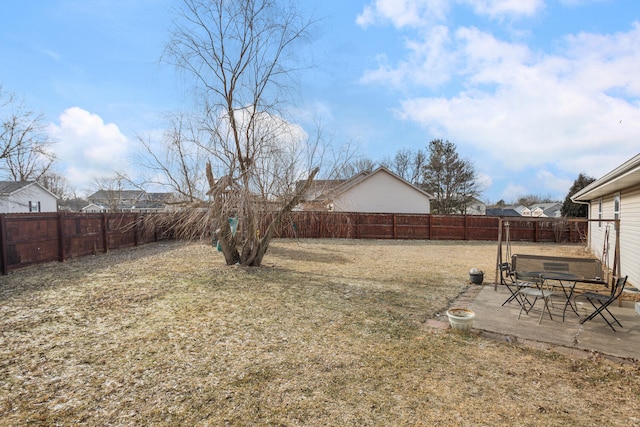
[
  {"left": 587, "top": 194, "right": 614, "bottom": 262},
  {"left": 619, "top": 186, "right": 640, "bottom": 289},
  {"left": 587, "top": 189, "right": 640, "bottom": 289},
  {"left": 333, "top": 171, "right": 430, "bottom": 214},
  {"left": 0, "top": 184, "right": 58, "bottom": 213}
]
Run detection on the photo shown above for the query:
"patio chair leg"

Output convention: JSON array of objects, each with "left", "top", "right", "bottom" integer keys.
[
  {"left": 538, "top": 297, "right": 553, "bottom": 324},
  {"left": 518, "top": 295, "right": 534, "bottom": 319},
  {"left": 502, "top": 292, "right": 518, "bottom": 306},
  {"left": 580, "top": 298, "right": 622, "bottom": 331}
]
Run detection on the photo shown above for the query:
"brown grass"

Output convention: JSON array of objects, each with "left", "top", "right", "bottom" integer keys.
[{"left": 0, "top": 239, "right": 638, "bottom": 426}]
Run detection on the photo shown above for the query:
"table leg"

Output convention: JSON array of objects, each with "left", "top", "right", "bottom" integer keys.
[{"left": 560, "top": 280, "right": 579, "bottom": 321}]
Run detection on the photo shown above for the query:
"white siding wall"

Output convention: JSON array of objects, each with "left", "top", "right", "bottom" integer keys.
[
  {"left": 465, "top": 201, "right": 486, "bottom": 215},
  {"left": 332, "top": 172, "right": 430, "bottom": 214},
  {"left": 587, "top": 189, "right": 640, "bottom": 289},
  {"left": 619, "top": 186, "right": 640, "bottom": 289},
  {"left": 0, "top": 185, "right": 57, "bottom": 213}
]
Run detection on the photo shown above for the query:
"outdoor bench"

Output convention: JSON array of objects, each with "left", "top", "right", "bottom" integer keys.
[{"left": 511, "top": 254, "right": 607, "bottom": 287}]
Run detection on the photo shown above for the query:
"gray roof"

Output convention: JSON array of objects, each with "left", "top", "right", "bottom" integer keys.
[
  {"left": 0, "top": 181, "right": 59, "bottom": 199},
  {"left": 0, "top": 181, "right": 35, "bottom": 195},
  {"left": 486, "top": 208, "right": 521, "bottom": 217},
  {"left": 88, "top": 190, "right": 145, "bottom": 201},
  {"left": 133, "top": 200, "right": 166, "bottom": 209}
]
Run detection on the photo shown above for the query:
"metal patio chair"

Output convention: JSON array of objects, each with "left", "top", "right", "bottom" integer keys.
[
  {"left": 500, "top": 263, "right": 533, "bottom": 309},
  {"left": 517, "top": 272, "right": 555, "bottom": 324},
  {"left": 577, "top": 276, "right": 627, "bottom": 331}
]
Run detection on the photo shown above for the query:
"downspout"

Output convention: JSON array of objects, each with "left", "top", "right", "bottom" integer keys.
[{"left": 571, "top": 198, "right": 591, "bottom": 249}]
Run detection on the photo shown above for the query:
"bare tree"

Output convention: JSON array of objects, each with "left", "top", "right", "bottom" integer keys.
[
  {"left": 38, "top": 170, "right": 72, "bottom": 199},
  {"left": 515, "top": 194, "right": 558, "bottom": 206},
  {"left": 89, "top": 174, "right": 135, "bottom": 212},
  {"left": 0, "top": 86, "right": 56, "bottom": 181},
  {"left": 333, "top": 157, "right": 376, "bottom": 179},
  {"left": 136, "top": 112, "right": 208, "bottom": 204},
  {"left": 381, "top": 148, "right": 427, "bottom": 185},
  {"left": 155, "top": 0, "right": 320, "bottom": 266}
]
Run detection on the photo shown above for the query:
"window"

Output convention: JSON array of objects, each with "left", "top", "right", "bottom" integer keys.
[
  {"left": 598, "top": 198, "right": 602, "bottom": 227},
  {"left": 28, "top": 201, "right": 41, "bottom": 213},
  {"left": 614, "top": 193, "right": 620, "bottom": 229}
]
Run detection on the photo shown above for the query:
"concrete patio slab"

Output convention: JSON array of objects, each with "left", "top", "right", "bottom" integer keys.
[{"left": 453, "top": 284, "right": 640, "bottom": 361}]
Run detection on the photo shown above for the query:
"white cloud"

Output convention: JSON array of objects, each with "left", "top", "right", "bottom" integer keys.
[
  {"left": 356, "top": 1, "right": 640, "bottom": 200},
  {"left": 476, "top": 172, "right": 493, "bottom": 195},
  {"left": 535, "top": 169, "right": 573, "bottom": 196},
  {"left": 49, "top": 107, "right": 130, "bottom": 194},
  {"left": 500, "top": 183, "right": 528, "bottom": 202},
  {"left": 356, "top": 0, "right": 450, "bottom": 29},
  {"left": 356, "top": 0, "right": 543, "bottom": 29},
  {"left": 360, "top": 25, "right": 455, "bottom": 88},
  {"left": 464, "top": 0, "right": 545, "bottom": 19},
  {"left": 393, "top": 23, "right": 640, "bottom": 179}
]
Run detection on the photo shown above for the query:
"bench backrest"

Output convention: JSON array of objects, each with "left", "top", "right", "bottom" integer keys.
[{"left": 512, "top": 254, "right": 605, "bottom": 283}]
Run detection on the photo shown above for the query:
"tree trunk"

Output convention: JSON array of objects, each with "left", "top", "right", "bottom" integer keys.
[{"left": 247, "top": 167, "right": 320, "bottom": 267}]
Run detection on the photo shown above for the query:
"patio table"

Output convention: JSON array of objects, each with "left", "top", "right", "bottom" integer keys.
[{"left": 526, "top": 271, "right": 583, "bottom": 321}]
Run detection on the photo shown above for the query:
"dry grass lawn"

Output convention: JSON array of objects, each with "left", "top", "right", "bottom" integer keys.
[{"left": 1, "top": 239, "right": 639, "bottom": 426}]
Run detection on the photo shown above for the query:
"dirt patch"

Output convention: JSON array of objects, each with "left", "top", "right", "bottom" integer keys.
[{"left": 0, "top": 239, "right": 638, "bottom": 426}]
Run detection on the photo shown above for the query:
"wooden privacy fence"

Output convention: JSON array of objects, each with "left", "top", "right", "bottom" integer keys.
[
  {"left": 0, "top": 211, "right": 588, "bottom": 274},
  {"left": 0, "top": 212, "right": 171, "bottom": 274},
  {"left": 272, "top": 212, "right": 588, "bottom": 243}
]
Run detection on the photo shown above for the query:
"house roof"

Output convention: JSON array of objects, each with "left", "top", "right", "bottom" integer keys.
[
  {"left": 81, "top": 203, "right": 106, "bottom": 211},
  {"left": 146, "top": 192, "right": 174, "bottom": 201},
  {"left": 530, "top": 202, "right": 561, "bottom": 210},
  {"left": 0, "top": 181, "right": 59, "bottom": 199},
  {"left": 501, "top": 205, "right": 529, "bottom": 215},
  {"left": 299, "top": 179, "right": 348, "bottom": 200},
  {"left": 572, "top": 152, "right": 640, "bottom": 201},
  {"left": 530, "top": 203, "right": 562, "bottom": 217},
  {"left": 486, "top": 208, "right": 521, "bottom": 217},
  {"left": 323, "top": 167, "right": 433, "bottom": 200},
  {"left": 88, "top": 189, "right": 146, "bottom": 200},
  {"left": 133, "top": 200, "right": 167, "bottom": 209},
  {"left": 0, "top": 181, "right": 32, "bottom": 195}
]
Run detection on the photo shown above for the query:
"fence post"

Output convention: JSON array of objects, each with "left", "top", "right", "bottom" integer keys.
[
  {"left": 464, "top": 215, "right": 468, "bottom": 241},
  {"left": 58, "top": 212, "right": 66, "bottom": 262},
  {"left": 134, "top": 214, "right": 140, "bottom": 246},
  {"left": 0, "top": 214, "right": 8, "bottom": 275},
  {"left": 102, "top": 213, "right": 109, "bottom": 253},
  {"left": 393, "top": 214, "right": 397, "bottom": 239}
]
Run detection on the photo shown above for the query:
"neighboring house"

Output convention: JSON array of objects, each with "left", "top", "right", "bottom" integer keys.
[
  {"left": 58, "top": 198, "right": 90, "bottom": 212},
  {"left": 571, "top": 152, "right": 640, "bottom": 290},
  {"left": 300, "top": 167, "right": 433, "bottom": 214},
  {"left": 81, "top": 203, "right": 107, "bottom": 213},
  {"left": 131, "top": 193, "right": 176, "bottom": 213},
  {"left": 487, "top": 203, "right": 562, "bottom": 218},
  {"left": 83, "top": 190, "right": 174, "bottom": 213},
  {"left": 464, "top": 198, "right": 487, "bottom": 215},
  {"left": 530, "top": 202, "right": 563, "bottom": 218},
  {"left": 0, "top": 181, "right": 58, "bottom": 213},
  {"left": 486, "top": 207, "right": 521, "bottom": 217},
  {"left": 431, "top": 193, "right": 486, "bottom": 215},
  {"left": 502, "top": 205, "right": 531, "bottom": 216}
]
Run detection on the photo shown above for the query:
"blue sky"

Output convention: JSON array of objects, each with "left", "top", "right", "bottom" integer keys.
[{"left": 1, "top": 0, "right": 639, "bottom": 202}]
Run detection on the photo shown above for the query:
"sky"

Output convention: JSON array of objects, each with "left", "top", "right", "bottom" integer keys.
[{"left": 1, "top": 0, "right": 639, "bottom": 203}]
